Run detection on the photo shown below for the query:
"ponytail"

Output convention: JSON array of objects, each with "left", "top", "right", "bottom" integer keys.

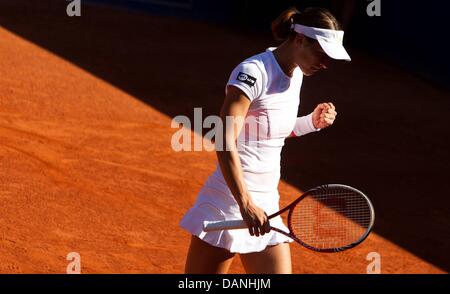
[
  {"left": 271, "top": 6, "right": 341, "bottom": 42},
  {"left": 271, "top": 7, "right": 300, "bottom": 42}
]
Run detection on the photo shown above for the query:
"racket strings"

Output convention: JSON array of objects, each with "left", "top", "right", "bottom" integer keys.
[{"left": 289, "top": 188, "right": 373, "bottom": 249}]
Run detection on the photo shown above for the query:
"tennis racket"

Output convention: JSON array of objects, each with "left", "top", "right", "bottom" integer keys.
[{"left": 203, "top": 184, "right": 375, "bottom": 252}]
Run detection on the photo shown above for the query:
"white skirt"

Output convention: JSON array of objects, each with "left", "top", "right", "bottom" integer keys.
[{"left": 179, "top": 172, "right": 293, "bottom": 254}]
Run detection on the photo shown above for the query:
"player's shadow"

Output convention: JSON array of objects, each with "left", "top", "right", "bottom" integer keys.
[{"left": 1, "top": 0, "right": 449, "bottom": 272}]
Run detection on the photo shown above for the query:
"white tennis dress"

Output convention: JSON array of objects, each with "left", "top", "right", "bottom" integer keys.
[{"left": 179, "top": 47, "right": 319, "bottom": 253}]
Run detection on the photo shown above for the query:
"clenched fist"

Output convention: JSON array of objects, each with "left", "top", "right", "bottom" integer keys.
[{"left": 312, "top": 102, "right": 337, "bottom": 129}]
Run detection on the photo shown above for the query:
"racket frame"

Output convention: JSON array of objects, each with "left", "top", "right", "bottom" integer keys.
[
  {"left": 203, "top": 184, "right": 375, "bottom": 253},
  {"left": 281, "top": 184, "right": 375, "bottom": 252}
]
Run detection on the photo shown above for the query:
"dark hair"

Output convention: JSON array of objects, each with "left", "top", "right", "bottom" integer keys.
[{"left": 271, "top": 6, "right": 341, "bottom": 42}]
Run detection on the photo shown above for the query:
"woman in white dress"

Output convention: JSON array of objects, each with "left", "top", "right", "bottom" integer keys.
[{"left": 180, "top": 6, "right": 350, "bottom": 273}]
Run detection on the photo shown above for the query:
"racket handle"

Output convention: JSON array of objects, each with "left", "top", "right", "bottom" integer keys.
[{"left": 203, "top": 220, "right": 247, "bottom": 232}]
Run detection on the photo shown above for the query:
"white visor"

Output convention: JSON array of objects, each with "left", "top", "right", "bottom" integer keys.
[{"left": 291, "top": 24, "right": 351, "bottom": 61}]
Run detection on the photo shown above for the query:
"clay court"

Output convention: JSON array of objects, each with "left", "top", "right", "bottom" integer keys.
[{"left": 0, "top": 1, "right": 448, "bottom": 273}]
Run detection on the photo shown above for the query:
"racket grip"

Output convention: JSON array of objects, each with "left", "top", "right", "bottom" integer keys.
[{"left": 203, "top": 220, "right": 247, "bottom": 232}]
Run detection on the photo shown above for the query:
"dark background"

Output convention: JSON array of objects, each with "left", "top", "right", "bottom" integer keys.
[{"left": 86, "top": 0, "right": 450, "bottom": 89}]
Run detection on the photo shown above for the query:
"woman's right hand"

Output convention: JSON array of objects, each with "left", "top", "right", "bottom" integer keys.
[{"left": 239, "top": 199, "right": 271, "bottom": 237}]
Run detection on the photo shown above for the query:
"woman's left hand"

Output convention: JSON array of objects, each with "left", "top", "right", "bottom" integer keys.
[{"left": 312, "top": 102, "right": 337, "bottom": 129}]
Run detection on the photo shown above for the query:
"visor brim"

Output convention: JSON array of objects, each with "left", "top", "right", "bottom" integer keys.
[{"left": 317, "top": 37, "right": 351, "bottom": 62}]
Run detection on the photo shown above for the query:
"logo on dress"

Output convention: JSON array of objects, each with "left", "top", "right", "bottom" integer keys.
[{"left": 237, "top": 72, "right": 256, "bottom": 87}]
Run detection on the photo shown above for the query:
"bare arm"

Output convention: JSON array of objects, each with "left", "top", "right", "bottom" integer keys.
[{"left": 216, "top": 85, "right": 270, "bottom": 237}]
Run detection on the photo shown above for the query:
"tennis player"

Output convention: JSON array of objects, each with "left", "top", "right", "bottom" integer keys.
[{"left": 180, "top": 6, "right": 350, "bottom": 274}]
